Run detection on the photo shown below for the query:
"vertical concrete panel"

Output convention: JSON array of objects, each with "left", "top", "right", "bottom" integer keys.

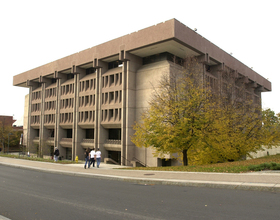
[
  {"left": 124, "top": 53, "right": 142, "bottom": 165},
  {"left": 56, "top": 76, "right": 66, "bottom": 159},
  {"left": 96, "top": 62, "right": 109, "bottom": 161},
  {"left": 135, "top": 60, "right": 173, "bottom": 167},
  {"left": 74, "top": 71, "right": 86, "bottom": 160}
]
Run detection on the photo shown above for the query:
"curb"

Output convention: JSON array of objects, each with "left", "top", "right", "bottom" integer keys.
[{"left": 1, "top": 162, "right": 280, "bottom": 192}]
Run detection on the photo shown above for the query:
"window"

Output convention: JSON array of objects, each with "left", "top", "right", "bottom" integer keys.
[
  {"left": 110, "top": 75, "right": 114, "bottom": 86},
  {"left": 85, "top": 129, "right": 94, "bottom": 139},
  {"left": 109, "top": 129, "right": 121, "bottom": 140},
  {"left": 109, "top": 92, "right": 114, "bottom": 104},
  {"left": 66, "top": 129, "right": 72, "bottom": 138}
]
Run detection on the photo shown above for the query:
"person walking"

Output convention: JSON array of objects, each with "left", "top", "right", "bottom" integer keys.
[
  {"left": 54, "top": 147, "right": 59, "bottom": 162},
  {"left": 95, "top": 148, "right": 101, "bottom": 168},
  {"left": 84, "top": 148, "right": 90, "bottom": 169},
  {"left": 89, "top": 148, "right": 96, "bottom": 168}
]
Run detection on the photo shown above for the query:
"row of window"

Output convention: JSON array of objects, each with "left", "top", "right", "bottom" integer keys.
[
  {"left": 61, "top": 83, "right": 75, "bottom": 95},
  {"left": 79, "top": 95, "right": 95, "bottom": 107},
  {"left": 102, "top": 72, "right": 122, "bottom": 88},
  {"left": 60, "top": 113, "right": 73, "bottom": 123},
  {"left": 61, "top": 98, "right": 74, "bottom": 109},
  {"left": 45, "top": 114, "right": 55, "bottom": 124},
  {"left": 31, "top": 103, "right": 41, "bottom": 112},
  {"left": 31, "top": 115, "right": 40, "bottom": 124},
  {"left": 206, "top": 74, "right": 218, "bottom": 91},
  {"left": 32, "top": 91, "right": 41, "bottom": 100},
  {"left": 80, "top": 79, "right": 95, "bottom": 92},
  {"left": 102, "top": 108, "right": 121, "bottom": 122},
  {"left": 45, "top": 101, "right": 56, "bottom": 111},
  {"left": 102, "top": 90, "right": 122, "bottom": 105},
  {"left": 79, "top": 111, "right": 95, "bottom": 123},
  {"left": 45, "top": 87, "right": 57, "bottom": 98}
]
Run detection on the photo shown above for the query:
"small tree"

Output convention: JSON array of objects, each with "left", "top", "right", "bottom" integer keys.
[
  {"left": 262, "top": 108, "right": 280, "bottom": 147},
  {"left": 0, "top": 121, "right": 22, "bottom": 153}
]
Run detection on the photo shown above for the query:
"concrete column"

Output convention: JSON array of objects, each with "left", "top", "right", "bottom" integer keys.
[
  {"left": 39, "top": 76, "right": 52, "bottom": 157},
  {"left": 55, "top": 73, "right": 67, "bottom": 159},
  {"left": 26, "top": 80, "right": 39, "bottom": 155},
  {"left": 122, "top": 52, "right": 142, "bottom": 165},
  {"left": 95, "top": 60, "right": 108, "bottom": 161},
  {"left": 73, "top": 66, "right": 86, "bottom": 161}
]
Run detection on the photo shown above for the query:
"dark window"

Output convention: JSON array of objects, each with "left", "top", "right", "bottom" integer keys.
[
  {"left": 67, "top": 74, "right": 74, "bottom": 79},
  {"left": 35, "top": 129, "right": 40, "bottom": 137},
  {"left": 85, "top": 129, "right": 94, "bottom": 139},
  {"left": 143, "top": 52, "right": 184, "bottom": 66},
  {"left": 66, "top": 129, "right": 72, "bottom": 138},
  {"left": 108, "top": 61, "right": 122, "bottom": 70},
  {"left": 86, "top": 67, "right": 96, "bottom": 75},
  {"left": 108, "top": 129, "right": 121, "bottom": 140},
  {"left": 49, "top": 129, "right": 55, "bottom": 137}
]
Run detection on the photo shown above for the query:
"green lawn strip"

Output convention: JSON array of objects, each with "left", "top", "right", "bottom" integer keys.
[{"left": 121, "top": 154, "right": 280, "bottom": 173}]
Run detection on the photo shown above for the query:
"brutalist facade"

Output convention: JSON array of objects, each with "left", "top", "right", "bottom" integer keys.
[{"left": 13, "top": 19, "right": 271, "bottom": 167}]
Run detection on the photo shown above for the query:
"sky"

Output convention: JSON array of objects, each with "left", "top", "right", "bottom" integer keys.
[{"left": 1, "top": 0, "right": 279, "bottom": 125}]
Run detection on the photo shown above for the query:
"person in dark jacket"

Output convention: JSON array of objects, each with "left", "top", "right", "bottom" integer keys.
[
  {"left": 84, "top": 148, "right": 90, "bottom": 169},
  {"left": 54, "top": 147, "right": 59, "bottom": 162}
]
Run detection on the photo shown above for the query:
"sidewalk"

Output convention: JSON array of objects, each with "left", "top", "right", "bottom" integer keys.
[{"left": 1, "top": 156, "right": 280, "bottom": 192}]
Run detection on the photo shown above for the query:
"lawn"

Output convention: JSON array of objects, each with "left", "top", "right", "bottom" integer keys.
[{"left": 123, "top": 154, "right": 280, "bottom": 173}]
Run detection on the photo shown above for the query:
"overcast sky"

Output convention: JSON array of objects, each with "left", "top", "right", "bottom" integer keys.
[{"left": 1, "top": 0, "right": 279, "bottom": 125}]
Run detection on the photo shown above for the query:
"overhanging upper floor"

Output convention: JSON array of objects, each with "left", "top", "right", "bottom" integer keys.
[{"left": 13, "top": 18, "right": 271, "bottom": 92}]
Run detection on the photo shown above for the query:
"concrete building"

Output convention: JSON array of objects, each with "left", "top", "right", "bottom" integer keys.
[{"left": 13, "top": 19, "right": 271, "bottom": 166}]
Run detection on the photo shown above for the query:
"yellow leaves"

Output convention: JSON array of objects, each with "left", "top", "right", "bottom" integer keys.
[{"left": 132, "top": 57, "right": 280, "bottom": 166}]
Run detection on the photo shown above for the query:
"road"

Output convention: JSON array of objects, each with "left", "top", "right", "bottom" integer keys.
[{"left": 0, "top": 165, "right": 279, "bottom": 220}]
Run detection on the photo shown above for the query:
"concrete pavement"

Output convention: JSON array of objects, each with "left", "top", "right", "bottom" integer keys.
[{"left": 1, "top": 156, "right": 280, "bottom": 192}]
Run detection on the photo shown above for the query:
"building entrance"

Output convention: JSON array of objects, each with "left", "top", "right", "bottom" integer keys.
[{"left": 108, "top": 151, "right": 121, "bottom": 164}]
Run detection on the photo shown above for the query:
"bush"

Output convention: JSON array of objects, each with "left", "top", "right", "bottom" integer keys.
[{"left": 248, "top": 162, "right": 280, "bottom": 171}]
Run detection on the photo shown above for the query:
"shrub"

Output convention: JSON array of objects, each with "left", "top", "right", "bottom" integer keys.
[{"left": 248, "top": 162, "right": 280, "bottom": 171}]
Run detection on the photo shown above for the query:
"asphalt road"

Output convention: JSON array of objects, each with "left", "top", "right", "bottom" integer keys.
[{"left": 0, "top": 165, "right": 279, "bottom": 220}]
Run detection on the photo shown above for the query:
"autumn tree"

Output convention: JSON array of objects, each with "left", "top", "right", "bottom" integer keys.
[
  {"left": 261, "top": 108, "right": 280, "bottom": 147},
  {"left": 191, "top": 68, "right": 276, "bottom": 164},
  {"left": 132, "top": 57, "right": 214, "bottom": 166},
  {"left": 0, "top": 121, "right": 22, "bottom": 153}
]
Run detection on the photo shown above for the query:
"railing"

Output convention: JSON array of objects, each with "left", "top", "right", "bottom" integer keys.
[
  {"left": 121, "top": 156, "right": 132, "bottom": 166},
  {"left": 132, "top": 157, "right": 148, "bottom": 167},
  {"left": 105, "top": 158, "right": 120, "bottom": 165},
  {"left": 82, "top": 139, "right": 94, "bottom": 143},
  {"left": 60, "top": 138, "right": 72, "bottom": 142},
  {"left": 105, "top": 139, "right": 121, "bottom": 145}
]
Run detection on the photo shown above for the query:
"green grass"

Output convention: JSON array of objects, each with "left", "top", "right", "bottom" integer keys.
[{"left": 122, "top": 154, "right": 280, "bottom": 173}]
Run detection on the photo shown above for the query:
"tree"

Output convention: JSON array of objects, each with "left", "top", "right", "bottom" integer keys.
[
  {"left": 190, "top": 69, "right": 277, "bottom": 165},
  {"left": 261, "top": 108, "right": 280, "bottom": 147},
  {"left": 0, "top": 121, "right": 22, "bottom": 153},
  {"left": 132, "top": 57, "right": 214, "bottom": 165},
  {"left": 132, "top": 57, "right": 280, "bottom": 166}
]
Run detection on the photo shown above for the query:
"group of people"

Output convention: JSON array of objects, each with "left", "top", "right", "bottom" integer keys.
[{"left": 84, "top": 148, "right": 102, "bottom": 169}]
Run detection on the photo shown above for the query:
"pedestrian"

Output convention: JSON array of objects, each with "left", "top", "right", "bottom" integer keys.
[
  {"left": 54, "top": 147, "right": 59, "bottom": 162},
  {"left": 89, "top": 148, "right": 96, "bottom": 168},
  {"left": 95, "top": 148, "right": 101, "bottom": 168},
  {"left": 84, "top": 148, "right": 90, "bottom": 169}
]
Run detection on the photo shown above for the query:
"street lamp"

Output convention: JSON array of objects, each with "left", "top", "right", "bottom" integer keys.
[{"left": 8, "top": 133, "right": 12, "bottom": 154}]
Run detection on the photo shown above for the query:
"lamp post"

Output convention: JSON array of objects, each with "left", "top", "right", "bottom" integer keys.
[{"left": 8, "top": 133, "right": 12, "bottom": 154}]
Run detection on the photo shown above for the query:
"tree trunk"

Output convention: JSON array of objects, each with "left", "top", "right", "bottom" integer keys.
[{"left": 183, "top": 149, "right": 188, "bottom": 166}]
